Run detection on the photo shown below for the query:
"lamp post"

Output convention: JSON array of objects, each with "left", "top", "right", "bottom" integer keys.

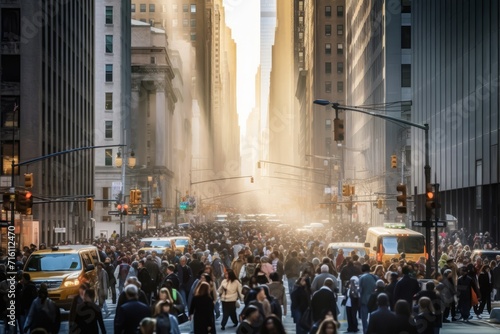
[
  {"left": 115, "top": 149, "right": 136, "bottom": 238},
  {"left": 313, "top": 99, "right": 433, "bottom": 278}
]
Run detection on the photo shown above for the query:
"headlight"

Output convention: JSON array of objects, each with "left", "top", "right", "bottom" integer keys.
[{"left": 63, "top": 278, "right": 80, "bottom": 287}]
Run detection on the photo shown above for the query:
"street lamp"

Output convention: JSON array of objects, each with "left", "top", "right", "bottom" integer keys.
[{"left": 115, "top": 149, "right": 136, "bottom": 238}]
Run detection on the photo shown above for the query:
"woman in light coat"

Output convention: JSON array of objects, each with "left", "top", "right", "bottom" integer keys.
[{"left": 218, "top": 269, "right": 243, "bottom": 330}]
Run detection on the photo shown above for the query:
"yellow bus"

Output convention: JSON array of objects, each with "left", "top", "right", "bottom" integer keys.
[{"left": 364, "top": 223, "right": 426, "bottom": 263}]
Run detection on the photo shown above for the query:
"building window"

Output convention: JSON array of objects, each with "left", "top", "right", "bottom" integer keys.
[
  {"left": 190, "top": 32, "right": 196, "bottom": 41},
  {"left": 325, "top": 6, "right": 331, "bottom": 17},
  {"left": 173, "top": 4, "right": 178, "bottom": 12},
  {"left": 325, "top": 81, "right": 332, "bottom": 93},
  {"left": 325, "top": 43, "right": 331, "bottom": 55},
  {"left": 325, "top": 138, "right": 332, "bottom": 152},
  {"left": 402, "top": 0, "right": 411, "bottom": 13},
  {"left": 337, "top": 81, "right": 344, "bottom": 92},
  {"left": 105, "top": 6, "right": 113, "bottom": 24},
  {"left": 2, "top": 141, "right": 19, "bottom": 176},
  {"left": 131, "top": 4, "right": 135, "bottom": 12},
  {"left": 325, "top": 62, "right": 332, "bottom": 74},
  {"left": 140, "top": 4, "right": 146, "bottom": 12},
  {"left": 105, "top": 121, "right": 113, "bottom": 139},
  {"left": 191, "top": 4, "right": 196, "bottom": 13},
  {"left": 401, "top": 64, "right": 411, "bottom": 87},
  {"left": 325, "top": 25, "right": 332, "bottom": 36},
  {"left": 337, "top": 43, "right": 343, "bottom": 55},
  {"left": 325, "top": 119, "right": 332, "bottom": 130},
  {"left": 103, "top": 187, "right": 110, "bottom": 207},
  {"left": 401, "top": 26, "right": 411, "bottom": 49},
  {"left": 105, "top": 92, "right": 112, "bottom": 110},
  {"left": 337, "top": 6, "right": 344, "bottom": 17},
  {"left": 182, "top": 19, "right": 189, "bottom": 27},
  {"left": 149, "top": 4, "right": 155, "bottom": 12},
  {"left": 172, "top": 18, "right": 178, "bottom": 27},
  {"left": 337, "top": 62, "right": 344, "bottom": 74},
  {"left": 150, "top": 56, "right": 156, "bottom": 64},
  {"left": 183, "top": 4, "right": 189, "bottom": 12},
  {"left": 104, "top": 150, "right": 112, "bottom": 167},
  {"left": 105, "top": 35, "right": 113, "bottom": 53},
  {"left": 190, "top": 19, "right": 196, "bottom": 27},
  {"left": 337, "top": 24, "right": 343, "bottom": 35},
  {"left": 162, "top": 5, "right": 167, "bottom": 12},
  {"left": 1, "top": 97, "right": 19, "bottom": 128},
  {"left": 105, "top": 64, "right": 113, "bottom": 82}
]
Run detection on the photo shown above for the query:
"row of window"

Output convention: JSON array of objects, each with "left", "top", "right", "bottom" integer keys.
[
  {"left": 131, "top": 3, "right": 196, "bottom": 13},
  {"left": 324, "top": 81, "right": 344, "bottom": 94},
  {"left": 325, "top": 24, "right": 343, "bottom": 36},
  {"left": 322, "top": 64, "right": 411, "bottom": 93},
  {"left": 325, "top": 43, "right": 344, "bottom": 55},
  {"left": 324, "top": 62, "right": 344, "bottom": 74},
  {"left": 325, "top": 5, "right": 344, "bottom": 17}
]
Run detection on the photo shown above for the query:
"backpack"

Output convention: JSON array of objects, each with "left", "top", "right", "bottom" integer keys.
[
  {"left": 119, "top": 263, "right": 130, "bottom": 281},
  {"left": 349, "top": 280, "right": 360, "bottom": 300},
  {"left": 181, "top": 265, "right": 191, "bottom": 284},
  {"left": 245, "top": 263, "right": 256, "bottom": 278}
]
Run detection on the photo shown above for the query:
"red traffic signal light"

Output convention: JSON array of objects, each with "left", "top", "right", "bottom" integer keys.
[
  {"left": 391, "top": 155, "right": 397, "bottom": 169},
  {"left": 396, "top": 184, "right": 407, "bottom": 214}
]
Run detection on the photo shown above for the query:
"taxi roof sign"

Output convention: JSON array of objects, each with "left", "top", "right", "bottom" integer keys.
[{"left": 383, "top": 223, "right": 406, "bottom": 229}]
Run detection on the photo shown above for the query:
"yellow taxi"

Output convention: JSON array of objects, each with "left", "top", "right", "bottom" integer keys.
[{"left": 23, "top": 245, "right": 99, "bottom": 310}]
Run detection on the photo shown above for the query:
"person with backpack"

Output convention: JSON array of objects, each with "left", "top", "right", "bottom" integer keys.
[
  {"left": 114, "top": 258, "right": 131, "bottom": 294},
  {"left": 241, "top": 255, "right": 257, "bottom": 285}
]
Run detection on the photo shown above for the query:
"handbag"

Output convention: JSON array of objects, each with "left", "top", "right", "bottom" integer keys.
[
  {"left": 177, "top": 312, "right": 189, "bottom": 324},
  {"left": 299, "top": 307, "right": 313, "bottom": 331},
  {"left": 471, "top": 288, "right": 479, "bottom": 306}
]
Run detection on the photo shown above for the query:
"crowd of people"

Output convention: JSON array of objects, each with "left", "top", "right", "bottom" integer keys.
[{"left": 0, "top": 220, "right": 498, "bottom": 334}]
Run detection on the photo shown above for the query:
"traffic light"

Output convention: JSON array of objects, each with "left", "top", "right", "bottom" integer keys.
[
  {"left": 334, "top": 118, "right": 345, "bottom": 141},
  {"left": 118, "top": 204, "right": 128, "bottom": 215},
  {"left": 86, "top": 197, "right": 94, "bottom": 211},
  {"left": 135, "top": 190, "right": 142, "bottom": 204},
  {"left": 377, "top": 198, "right": 383, "bottom": 209},
  {"left": 396, "top": 184, "right": 407, "bottom": 214},
  {"left": 24, "top": 173, "right": 33, "bottom": 188},
  {"left": 154, "top": 197, "right": 162, "bottom": 208},
  {"left": 142, "top": 207, "right": 148, "bottom": 216},
  {"left": 342, "top": 184, "right": 350, "bottom": 196},
  {"left": 130, "top": 189, "right": 136, "bottom": 205},
  {"left": 391, "top": 155, "right": 397, "bottom": 169},
  {"left": 15, "top": 190, "right": 31, "bottom": 214},
  {"left": 425, "top": 183, "right": 434, "bottom": 220},
  {"left": 250, "top": 177, "right": 254, "bottom": 183},
  {"left": 425, "top": 183, "right": 441, "bottom": 220}
]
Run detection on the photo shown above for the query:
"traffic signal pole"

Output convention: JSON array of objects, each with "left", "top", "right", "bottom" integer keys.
[{"left": 313, "top": 100, "right": 433, "bottom": 278}]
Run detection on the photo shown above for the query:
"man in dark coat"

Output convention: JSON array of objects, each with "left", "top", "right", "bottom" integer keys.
[
  {"left": 20, "top": 273, "right": 38, "bottom": 332},
  {"left": 366, "top": 293, "right": 398, "bottom": 334},
  {"left": 284, "top": 250, "right": 301, "bottom": 294},
  {"left": 114, "top": 284, "right": 151, "bottom": 334},
  {"left": 311, "top": 278, "right": 338, "bottom": 323},
  {"left": 340, "top": 259, "right": 362, "bottom": 294},
  {"left": 73, "top": 288, "right": 106, "bottom": 334},
  {"left": 162, "top": 264, "right": 180, "bottom": 290},
  {"left": 394, "top": 265, "right": 420, "bottom": 306}
]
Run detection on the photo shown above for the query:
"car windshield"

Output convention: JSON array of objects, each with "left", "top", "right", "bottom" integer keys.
[
  {"left": 143, "top": 240, "right": 172, "bottom": 248},
  {"left": 381, "top": 236, "right": 425, "bottom": 254},
  {"left": 330, "top": 247, "right": 366, "bottom": 257},
  {"left": 25, "top": 254, "right": 81, "bottom": 272},
  {"left": 174, "top": 239, "right": 189, "bottom": 246}
]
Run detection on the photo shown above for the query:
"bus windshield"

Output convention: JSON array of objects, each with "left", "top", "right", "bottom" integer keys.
[{"left": 381, "top": 236, "right": 424, "bottom": 254}]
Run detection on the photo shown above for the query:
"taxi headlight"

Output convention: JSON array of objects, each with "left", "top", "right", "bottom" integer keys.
[{"left": 63, "top": 278, "right": 80, "bottom": 287}]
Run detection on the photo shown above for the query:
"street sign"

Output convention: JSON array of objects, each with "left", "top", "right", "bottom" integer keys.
[
  {"left": 108, "top": 210, "right": 120, "bottom": 215},
  {"left": 54, "top": 227, "right": 66, "bottom": 233},
  {"left": 411, "top": 221, "right": 447, "bottom": 228},
  {"left": 0, "top": 220, "right": 9, "bottom": 227}
]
